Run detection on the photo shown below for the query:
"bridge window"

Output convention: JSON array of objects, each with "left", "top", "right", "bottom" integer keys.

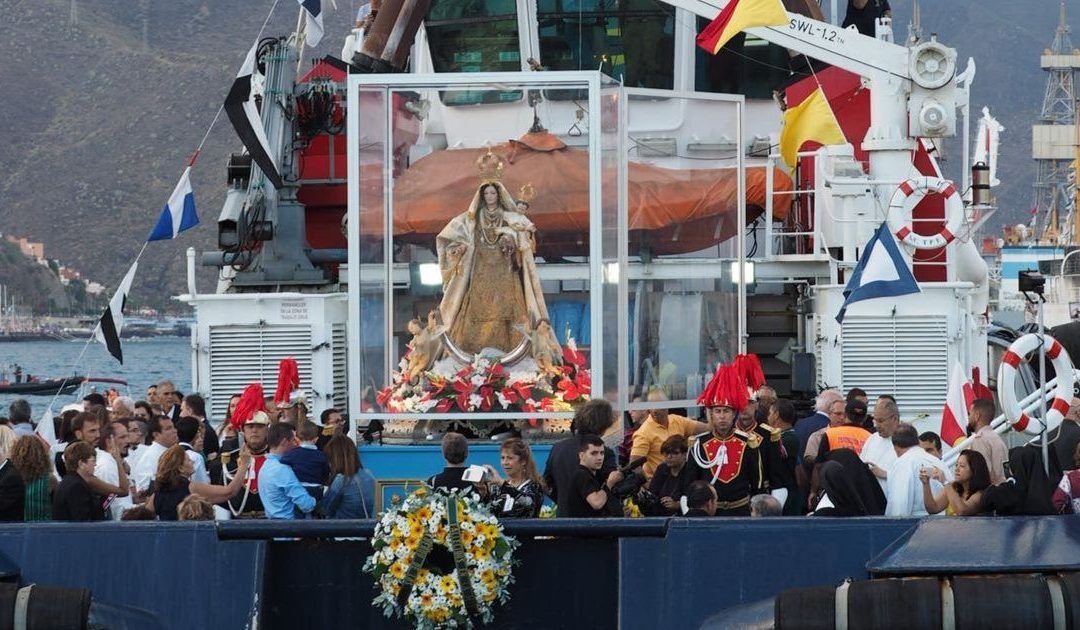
[
  {"left": 695, "top": 26, "right": 792, "bottom": 99},
  {"left": 536, "top": 0, "right": 675, "bottom": 93},
  {"left": 425, "top": 0, "right": 522, "bottom": 105}
]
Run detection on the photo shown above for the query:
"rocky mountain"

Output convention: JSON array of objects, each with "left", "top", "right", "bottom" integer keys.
[
  {"left": 0, "top": 0, "right": 1067, "bottom": 310},
  {"left": 0, "top": 0, "right": 356, "bottom": 309},
  {"left": 0, "top": 238, "right": 93, "bottom": 314}
]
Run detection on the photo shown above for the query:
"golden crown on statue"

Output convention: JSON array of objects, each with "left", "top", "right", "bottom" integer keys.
[{"left": 476, "top": 149, "right": 506, "bottom": 183}]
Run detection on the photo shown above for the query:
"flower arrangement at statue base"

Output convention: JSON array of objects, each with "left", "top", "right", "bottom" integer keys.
[
  {"left": 363, "top": 487, "right": 519, "bottom": 629},
  {"left": 378, "top": 340, "right": 590, "bottom": 413}
]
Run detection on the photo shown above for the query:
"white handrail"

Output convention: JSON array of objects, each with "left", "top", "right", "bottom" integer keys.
[{"left": 942, "top": 369, "right": 1080, "bottom": 466}]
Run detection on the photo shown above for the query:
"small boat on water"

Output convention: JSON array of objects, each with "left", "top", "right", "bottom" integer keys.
[{"left": 0, "top": 376, "right": 83, "bottom": 396}]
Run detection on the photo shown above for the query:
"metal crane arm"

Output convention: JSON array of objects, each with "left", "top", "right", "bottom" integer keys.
[{"left": 663, "top": 0, "right": 910, "bottom": 80}]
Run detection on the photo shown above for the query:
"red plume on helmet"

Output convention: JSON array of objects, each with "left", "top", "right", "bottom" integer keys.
[
  {"left": 274, "top": 357, "right": 300, "bottom": 404},
  {"left": 697, "top": 362, "right": 749, "bottom": 410},
  {"left": 733, "top": 353, "right": 766, "bottom": 392},
  {"left": 231, "top": 383, "right": 267, "bottom": 429}
]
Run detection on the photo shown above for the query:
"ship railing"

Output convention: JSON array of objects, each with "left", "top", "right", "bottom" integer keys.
[
  {"left": 760, "top": 153, "right": 828, "bottom": 259},
  {"left": 216, "top": 518, "right": 671, "bottom": 540},
  {"left": 943, "top": 368, "right": 1080, "bottom": 466}
]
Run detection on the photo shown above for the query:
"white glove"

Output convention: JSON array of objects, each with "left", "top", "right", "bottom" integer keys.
[{"left": 771, "top": 487, "right": 788, "bottom": 509}]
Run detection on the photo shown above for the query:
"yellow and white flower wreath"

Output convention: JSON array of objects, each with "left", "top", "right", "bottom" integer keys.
[{"left": 364, "top": 487, "right": 519, "bottom": 628}]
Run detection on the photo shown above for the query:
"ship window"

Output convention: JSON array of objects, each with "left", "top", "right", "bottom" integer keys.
[
  {"left": 536, "top": 0, "right": 675, "bottom": 96},
  {"left": 425, "top": 0, "right": 523, "bottom": 105},
  {"left": 695, "top": 27, "right": 792, "bottom": 99}
]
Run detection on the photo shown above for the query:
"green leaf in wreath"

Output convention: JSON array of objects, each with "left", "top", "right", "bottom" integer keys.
[
  {"left": 372, "top": 564, "right": 387, "bottom": 579},
  {"left": 493, "top": 538, "right": 510, "bottom": 559}
]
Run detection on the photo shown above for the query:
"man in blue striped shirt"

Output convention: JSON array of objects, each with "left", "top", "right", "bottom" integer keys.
[{"left": 258, "top": 424, "right": 317, "bottom": 519}]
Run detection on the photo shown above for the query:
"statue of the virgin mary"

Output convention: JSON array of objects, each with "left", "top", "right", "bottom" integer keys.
[{"left": 435, "top": 151, "right": 558, "bottom": 357}]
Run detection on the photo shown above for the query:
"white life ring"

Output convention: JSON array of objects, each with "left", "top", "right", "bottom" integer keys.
[
  {"left": 997, "top": 333, "right": 1076, "bottom": 434},
  {"left": 887, "top": 176, "right": 964, "bottom": 250}
]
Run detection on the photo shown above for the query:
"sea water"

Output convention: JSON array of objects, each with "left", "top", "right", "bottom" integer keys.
[{"left": 0, "top": 337, "right": 191, "bottom": 416}]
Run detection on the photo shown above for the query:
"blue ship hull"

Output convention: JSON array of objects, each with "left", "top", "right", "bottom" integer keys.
[{"left": 5, "top": 516, "right": 1077, "bottom": 629}]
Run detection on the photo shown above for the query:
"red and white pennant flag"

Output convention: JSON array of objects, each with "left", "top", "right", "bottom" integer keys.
[{"left": 940, "top": 359, "right": 975, "bottom": 447}]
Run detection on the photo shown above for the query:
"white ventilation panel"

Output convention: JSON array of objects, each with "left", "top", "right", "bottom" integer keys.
[
  {"left": 207, "top": 324, "right": 313, "bottom": 421},
  {"left": 841, "top": 316, "right": 949, "bottom": 413},
  {"left": 331, "top": 323, "right": 348, "bottom": 410}
]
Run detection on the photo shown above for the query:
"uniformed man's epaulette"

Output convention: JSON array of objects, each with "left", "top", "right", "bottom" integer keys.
[
  {"left": 761, "top": 423, "right": 782, "bottom": 442},
  {"left": 689, "top": 431, "right": 710, "bottom": 448},
  {"left": 733, "top": 428, "right": 751, "bottom": 440}
]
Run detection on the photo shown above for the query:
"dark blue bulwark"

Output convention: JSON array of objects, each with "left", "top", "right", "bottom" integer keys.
[
  {"left": 0, "top": 522, "right": 263, "bottom": 630},
  {"left": 618, "top": 517, "right": 919, "bottom": 629},
  {"left": 869, "top": 516, "right": 1080, "bottom": 575}
]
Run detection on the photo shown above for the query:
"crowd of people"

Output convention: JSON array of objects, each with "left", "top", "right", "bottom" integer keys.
[
  {"left": 0, "top": 379, "right": 374, "bottom": 522},
  {"left": 3, "top": 360, "right": 1080, "bottom": 523},
  {"left": 425, "top": 355, "right": 1080, "bottom": 521}
]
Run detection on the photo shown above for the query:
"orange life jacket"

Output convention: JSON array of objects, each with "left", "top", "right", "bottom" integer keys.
[{"left": 825, "top": 425, "right": 870, "bottom": 454}]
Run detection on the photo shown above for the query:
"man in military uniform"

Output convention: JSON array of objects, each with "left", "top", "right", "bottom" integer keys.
[
  {"left": 687, "top": 363, "right": 763, "bottom": 516},
  {"left": 737, "top": 397, "right": 788, "bottom": 509},
  {"left": 214, "top": 410, "right": 271, "bottom": 518}
]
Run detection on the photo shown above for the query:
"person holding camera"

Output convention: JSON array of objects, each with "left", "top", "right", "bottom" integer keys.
[
  {"left": 646, "top": 435, "right": 695, "bottom": 515},
  {"left": 564, "top": 435, "right": 623, "bottom": 518},
  {"left": 482, "top": 438, "right": 545, "bottom": 518}
]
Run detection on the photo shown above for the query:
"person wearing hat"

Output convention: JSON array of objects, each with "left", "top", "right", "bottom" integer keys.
[
  {"left": 213, "top": 384, "right": 272, "bottom": 518},
  {"left": 686, "top": 364, "right": 766, "bottom": 516}
]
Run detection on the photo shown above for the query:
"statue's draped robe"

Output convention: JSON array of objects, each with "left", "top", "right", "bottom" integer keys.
[{"left": 436, "top": 182, "right": 555, "bottom": 355}]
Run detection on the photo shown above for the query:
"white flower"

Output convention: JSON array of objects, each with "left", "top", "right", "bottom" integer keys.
[
  {"left": 470, "top": 373, "right": 485, "bottom": 387},
  {"left": 468, "top": 393, "right": 482, "bottom": 408},
  {"left": 415, "top": 398, "right": 438, "bottom": 412}
]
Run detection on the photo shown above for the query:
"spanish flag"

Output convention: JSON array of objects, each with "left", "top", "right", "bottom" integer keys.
[
  {"left": 779, "top": 87, "right": 846, "bottom": 167},
  {"left": 696, "top": 0, "right": 788, "bottom": 55}
]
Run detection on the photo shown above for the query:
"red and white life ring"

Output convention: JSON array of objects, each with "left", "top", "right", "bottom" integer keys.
[
  {"left": 887, "top": 176, "right": 964, "bottom": 250},
  {"left": 997, "top": 333, "right": 1076, "bottom": 435}
]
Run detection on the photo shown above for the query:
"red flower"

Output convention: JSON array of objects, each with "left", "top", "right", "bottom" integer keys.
[
  {"left": 456, "top": 365, "right": 473, "bottom": 379},
  {"left": 574, "top": 370, "right": 592, "bottom": 394},
  {"left": 500, "top": 387, "right": 519, "bottom": 404},
  {"left": 512, "top": 382, "right": 533, "bottom": 401},
  {"left": 488, "top": 363, "right": 507, "bottom": 378},
  {"left": 563, "top": 345, "right": 586, "bottom": 368},
  {"left": 435, "top": 398, "right": 454, "bottom": 413},
  {"left": 455, "top": 392, "right": 471, "bottom": 411},
  {"left": 377, "top": 386, "right": 393, "bottom": 407},
  {"left": 452, "top": 379, "right": 473, "bottom": 395},
  {"left": 522, "top": 400, "right": 537, "bottom": 412},
  {"left": 479, "top": 386, "right": 494, "bottom": 411},
  {"left": 558, "top": 379, "right": 583, "bottom": 401}
]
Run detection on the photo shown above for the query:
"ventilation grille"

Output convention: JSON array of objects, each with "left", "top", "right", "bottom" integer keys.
[
  {"left": 332, "top": 323, "right": 348, "bottom": 410},
  {"left": 841, "top": 316, "right": 949, "bottom": 413},
  {"left": 208, "top": 324, "right": 313, "bottom": 421}
]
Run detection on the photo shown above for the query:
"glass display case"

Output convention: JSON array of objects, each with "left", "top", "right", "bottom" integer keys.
[{"left": 346, "top": 72, "right": 747, "bottom": 435}]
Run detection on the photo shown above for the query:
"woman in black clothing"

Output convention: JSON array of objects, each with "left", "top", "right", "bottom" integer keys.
[
  {"left": 811, "top": 448, "right": 886, "bottom": 516},
  {"left": 483, "top": 438, "right": 545, "bottom": 518},
  {"left": 647, "top": 435, "right": 695, "bottom": 516},
  {"left": 982, "top": 446, "right": 1056, "bottom": 516},
  {"left": 53, "top": 442, "right": 104, "bottom": 522},
  {"left": 147, "top": 445, "right": 251, "bottom": 520}
]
